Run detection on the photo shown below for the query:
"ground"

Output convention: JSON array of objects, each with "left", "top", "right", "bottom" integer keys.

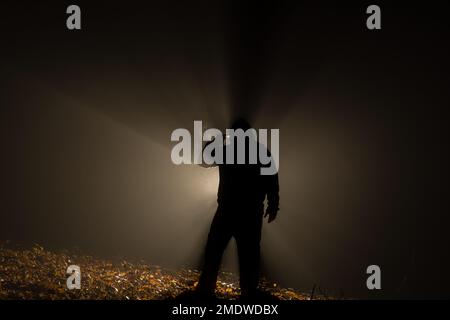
[{"left": 0, "top": 242, "right": 317, "bottom": 300}]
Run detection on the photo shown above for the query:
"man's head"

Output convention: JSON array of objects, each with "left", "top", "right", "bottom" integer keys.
[{"left": 231, "top": 118, "right": 251, "bottom": 131}]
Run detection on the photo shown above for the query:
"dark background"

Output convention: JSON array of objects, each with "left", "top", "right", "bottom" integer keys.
[{"left": 1, "top": 1, "right": 449, "bottom": 298}]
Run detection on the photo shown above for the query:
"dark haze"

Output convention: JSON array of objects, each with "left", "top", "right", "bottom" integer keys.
[{"left": 1, "top": 1, "right": 449, "bottom": 298}]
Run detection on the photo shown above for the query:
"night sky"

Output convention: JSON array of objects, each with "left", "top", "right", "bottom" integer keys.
[{"left": 1, "top": 1, "right": 450, "bottom": 298}]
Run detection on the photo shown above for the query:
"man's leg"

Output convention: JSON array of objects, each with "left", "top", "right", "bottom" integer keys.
[
  {"left": 197, "top": 210, "right": 232, "bottom": 294},
  {"left": 235, "top": 213, "right": 263, "bottom": 296}
]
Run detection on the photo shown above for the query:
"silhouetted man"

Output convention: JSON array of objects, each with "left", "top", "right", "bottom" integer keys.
[{"left": 196, "top": 118, "right": 279, "bottom": 298}]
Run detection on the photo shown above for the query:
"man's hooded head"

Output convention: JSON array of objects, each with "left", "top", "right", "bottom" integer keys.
[{"left": 231, "top": 118, "right": 251, "bottom": 131}]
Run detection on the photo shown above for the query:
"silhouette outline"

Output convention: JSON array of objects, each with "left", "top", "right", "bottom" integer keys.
[{"left": 195, "top": 118, "right": 280, "bottom": 299}]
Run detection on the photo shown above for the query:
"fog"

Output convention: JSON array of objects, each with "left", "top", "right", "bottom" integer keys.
[{"left": 1, "top": 1, "right": 449, "bottom": 298}]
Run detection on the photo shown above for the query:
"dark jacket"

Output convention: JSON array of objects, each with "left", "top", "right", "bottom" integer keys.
[{"left": 205, "top": 137, "right": 279, "bottom": 213}]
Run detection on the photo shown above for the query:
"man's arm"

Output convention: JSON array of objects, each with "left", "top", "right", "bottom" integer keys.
[
  {"left": 198, "top": 136, "right": 220, "bottom": 168},
  {"left": 264, "top": 172, "right": 279, "bottom": 223}
]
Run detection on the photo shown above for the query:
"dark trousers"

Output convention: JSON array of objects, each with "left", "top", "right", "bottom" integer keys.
[{"left": 197, "top": 206, "right": 263, "bottom": 295}]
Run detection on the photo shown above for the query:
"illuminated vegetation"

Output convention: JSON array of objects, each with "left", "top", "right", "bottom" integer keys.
[{"left": 0, "top": 243, "right": 312, "bottom": 300}]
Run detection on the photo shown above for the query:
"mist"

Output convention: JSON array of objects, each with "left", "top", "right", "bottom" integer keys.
[{"left": 1, "top": 1, "right": 449, "bottom": 298}]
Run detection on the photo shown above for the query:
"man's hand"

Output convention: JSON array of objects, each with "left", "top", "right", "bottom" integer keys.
[{"left": 264, "top": 208, "right": 278, "bottom": 223}]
